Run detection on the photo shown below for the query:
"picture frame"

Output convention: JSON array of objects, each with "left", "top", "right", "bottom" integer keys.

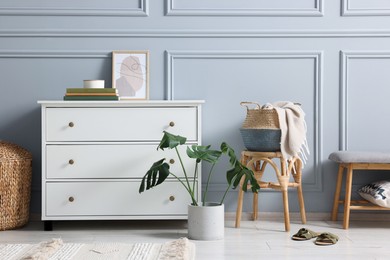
[{"left": 112, "top": 50, "right": 149, "bottom": 100}]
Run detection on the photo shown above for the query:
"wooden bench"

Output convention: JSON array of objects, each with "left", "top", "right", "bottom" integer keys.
[{"left": 329, "top": 151, "right": 390, "bottom": 229}]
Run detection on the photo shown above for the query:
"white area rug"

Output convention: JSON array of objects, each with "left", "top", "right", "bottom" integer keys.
[{"left": 0, "top": 237, "right": 195, "bottom": 260}]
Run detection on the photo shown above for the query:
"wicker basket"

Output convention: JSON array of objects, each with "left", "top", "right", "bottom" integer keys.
[
  {"left": 241, "top": 101, "right": 280, "bottom": 129},
  {"left": 240, "top": 102, "right": 281, "bottom": 152},
  {"left": 0, "top": 141, "right": 32, "bottom": 231}
]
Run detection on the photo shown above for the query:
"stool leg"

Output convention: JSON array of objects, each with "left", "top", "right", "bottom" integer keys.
[
  {"left": 343, "top": 164, "right": 353, "bottom": 229},
  {"left": 253, "top": 192, "right": 258, "bottom": 220},
  {"left": 235, "top": 155, "right": 249, "bottom": 228},
  {"left": 297, "top": 184, "right": 306, "bottom": 224},
  {"left": 278, "top": 164, "right": 290, "bottom": 232},
  {"left": 294, "top": 159, "right": 306, "bottom": 224},
  {"left": 331, "top": 165, "right": 344, "bottom": 221},
  {"left": 282, "top": 189, "right": 290, "bottom": 231},
  {"left": 252, "top": 159, "right": 262, "bottom": 221},
  {"left": 235, "top": 182, "right": 245, "bottom": 228}
]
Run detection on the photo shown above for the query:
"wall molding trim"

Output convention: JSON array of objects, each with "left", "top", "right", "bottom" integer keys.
[
  {"left": 166, "top": 0, "right": 323, "bottom": 17},
  {"left": 340, "top": 51, "right": 390, "bottom": 150},
  {"left": 166, "top": 50, "right": 323, "bottom": 192},
  {"left": 342, "top": 0, "right": 390, "bottom": 16},
  {"left": 0, "top": 50, "right": 111, "bottom": 58},
  {"left": 3, "top": 29, "right": 390, "bottom": 38},
  {"left": 0, "top": 0, "right": 148, "bottom": 16}
]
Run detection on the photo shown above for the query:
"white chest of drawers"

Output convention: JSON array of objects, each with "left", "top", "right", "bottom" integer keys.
[{"left": 38, "top": 100, "right": 203, "bottom": 229}]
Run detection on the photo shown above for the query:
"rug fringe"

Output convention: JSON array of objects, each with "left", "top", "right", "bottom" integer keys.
[
  {"left": 158, "top": 237, "right": 190, "bottom": 260},
  {"left": 4, "top": 238, "right": 195, "bottom": 260},
  {"left": 22, "top": 238, "right": 63, "bottom": 260}
]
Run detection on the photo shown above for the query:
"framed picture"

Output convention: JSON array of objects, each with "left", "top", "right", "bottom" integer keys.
[{"left": 112, "top": 50, "right": 149, "bottom": 100}]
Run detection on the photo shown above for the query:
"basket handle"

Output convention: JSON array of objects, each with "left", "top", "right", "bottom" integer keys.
[{"left": 240, "top": 101, "right": 261, "bottom": 110}]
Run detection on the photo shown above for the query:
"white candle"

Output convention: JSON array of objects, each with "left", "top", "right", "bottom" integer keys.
[{"left": 83, "top": 80, "right": 105, "bottom": 88}]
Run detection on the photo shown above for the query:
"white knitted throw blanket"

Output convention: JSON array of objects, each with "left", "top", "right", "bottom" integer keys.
[
  {"left": 0, "top": 237, "right": 195, "bottom": 260},
  {"left": 262, "top": 101, "right": 310, "bottom": 164}
]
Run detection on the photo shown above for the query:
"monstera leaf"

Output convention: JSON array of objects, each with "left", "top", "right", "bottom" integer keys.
[
  {"left": 226, "top": 163, "right": 260, "bottom": 193},
  {"left": 158, "top": 131, "right": 186, "bottom": 150},
  {"left": 139, "top": 158, "right": 170, "bottom": 193},
  {"left": 221, "top": 142, "right": 260, "bottom": 201},
  {"left": 186, "top": 145, "right": 222, "bottom": 163}
]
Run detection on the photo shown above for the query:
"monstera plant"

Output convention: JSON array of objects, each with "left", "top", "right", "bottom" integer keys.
[{"left": 139, "top": 131, "right": 260, "bottom": 206}]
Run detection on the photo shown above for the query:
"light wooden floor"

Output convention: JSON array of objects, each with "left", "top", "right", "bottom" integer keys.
[{"left": 0, "top": 217, "right": 389, "bottom": 259}]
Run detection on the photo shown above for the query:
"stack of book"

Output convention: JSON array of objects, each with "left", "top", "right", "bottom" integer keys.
[{"left": 64, "top": 88, "right": 119, "bottom": 101}]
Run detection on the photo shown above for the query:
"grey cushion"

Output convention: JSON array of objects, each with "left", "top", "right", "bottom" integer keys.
[{"left": 329, "top": 151, "right": 390, "bottom": 163}]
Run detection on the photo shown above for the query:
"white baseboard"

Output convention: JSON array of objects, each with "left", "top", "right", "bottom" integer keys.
[
  {"left": 225, "top": 211, "right": 390, "bottom": 221},
  {"left": 30, "top": 212, "right": 390, "bottom": 223}
]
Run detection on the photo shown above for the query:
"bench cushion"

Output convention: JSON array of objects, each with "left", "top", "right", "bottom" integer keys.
[{"left": 329, "top": 151, "right": 390, "bottom": 163}]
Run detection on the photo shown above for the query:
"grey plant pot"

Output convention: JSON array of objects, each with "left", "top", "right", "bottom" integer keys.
[{"left": 187, "top": 202, "right": 224, "bottom": 240}]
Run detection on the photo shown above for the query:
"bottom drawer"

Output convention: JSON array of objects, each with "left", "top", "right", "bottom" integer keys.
[{"left": 45, "top": 181, "right": 195, "bottom": 217}]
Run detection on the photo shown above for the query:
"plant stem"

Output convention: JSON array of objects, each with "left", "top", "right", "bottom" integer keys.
[
  {"left": 219, "top": 181, "right": 233, "bottom": 205},
  {"left": 175, "top": 147, "right": 196, "bottom": 204},
  {"left": 192, "top": 162, "right": 198, "bottom": 201},
  {"left": 202, "top": 163, "right": 216, "bottom": 206},
  {"left": 170, "top": 172, "right": 198, "bottom": 206}
]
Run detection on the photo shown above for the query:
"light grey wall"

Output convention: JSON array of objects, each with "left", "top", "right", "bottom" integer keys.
[{"left": 1, "top": 0, "right": 390, "bottom": 215}]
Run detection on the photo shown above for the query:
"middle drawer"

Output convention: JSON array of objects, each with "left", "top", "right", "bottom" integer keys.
[{"left": 46, "top": 144, "right": 197, "bottom": 179}]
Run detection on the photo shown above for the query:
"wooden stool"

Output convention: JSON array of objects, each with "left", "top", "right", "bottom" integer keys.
[
  {"left": 235, "top": 151, "right": 306, "bottom": 231},
  {"left": 330, "top": 151, "right": 390, "bottom": 229}
]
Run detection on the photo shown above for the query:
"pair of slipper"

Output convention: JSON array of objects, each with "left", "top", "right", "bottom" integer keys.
[{"left": 292, "top": 228, "right": 338, "bottom": 245}]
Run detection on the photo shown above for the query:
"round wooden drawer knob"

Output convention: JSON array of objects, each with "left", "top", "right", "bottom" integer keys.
[
  {"left": 68, "top": 122, "right": 74, "bottom": 127},
  {"left": 68, "top": 196, "right": 75, "bottom": 202},
  {"left": 169, "top": 196, "right": 175, "bottom": 201},
  {"left": 68, "top": 159, "right": 74, "bottom": 165},
  {"left": 169, "top": 121, "right": 175, "bottom": 127},
  {"left": 169, "top": 159, "right": 175, "bottom": 164}
]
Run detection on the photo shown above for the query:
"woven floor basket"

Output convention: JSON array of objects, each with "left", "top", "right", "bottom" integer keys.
[
  {"left": 240, "top": 102, "right": 281, "bottom": 152},
  {"left": 0, "top": 141, "right": 32, "bottom": 231}
]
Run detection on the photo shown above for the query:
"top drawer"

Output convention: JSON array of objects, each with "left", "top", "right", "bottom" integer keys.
[{"left": 45, "top": 107, "right": 198, "bottom": 142}]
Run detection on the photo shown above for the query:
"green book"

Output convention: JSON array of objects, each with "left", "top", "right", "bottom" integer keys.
[
  {"left": 63, "top": 95, "right": 119, "bottom": 101},
  {"left": 66, "top": 88, "right": 117, "bottom": 93}
]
